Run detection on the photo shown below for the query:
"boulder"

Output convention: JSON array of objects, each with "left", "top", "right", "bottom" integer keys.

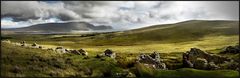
[
  {"left": 193, "top": 58, "right": 208, "bottom": 69},
  {"left": 208, "top": 54, "right": 231, "bottom": 64},
  {"left": 207, "top": 62, "right": 220, "bottom": 70},
  {"left": 221, "top": 45, "right": 240, "bottom": 54},
  {"left": 187, "top": 48, "right": 209, "bottom": 61},
  {"left": 182, "top": 48, "right": 232, "bottom": 69},
  {"left": 70, "top": 50, "right": 81, "bottom": 55},
  {"left": 20, "top": 41, "right": 25, "bottom": 44},
  {"left": 182, "top": 59, "right": 194, "bottom": 68},
  {"left": 20, "top": 41, "right": 26, "bottom": 46},
  {"left": 78, "top": 49, "right": 88, "bottom": 56},
  {"left": 156, "top": 62, "right": 167, "bottom": 70},
  {"left": 39, "top": 46, "right": 42, "bottom": 49},
  {"left": 65, "top": 49, "right": 71, "bottom": 53},
  {"left": 56, "top": 46, "right": 63, "bottom": 49},
  {"left": 104, "top": 49, "right": 116, "bottom": 58},
  {"left": 150, "top": 52, "right": 161, "bottom": 62},
  {"left": 138, "top": 54, "right": 157, "bottom": 64},
  {"left": 55, "top": 47, "right": 66, "bottom": 53},
  {"left": 138, "top": 52, "right": 167, "bottom": 70},
  {"left": 32, "top": 43, "right": 37, "bottom": 46}
]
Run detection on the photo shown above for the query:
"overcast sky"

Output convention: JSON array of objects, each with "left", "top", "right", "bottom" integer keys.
[{"left": 1, "top": 1, "right": 239, "bottom": 29}]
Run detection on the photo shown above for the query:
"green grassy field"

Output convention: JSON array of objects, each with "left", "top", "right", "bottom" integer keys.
[{"left": 1, "top": 42, "right": 239, "bottom": 77}]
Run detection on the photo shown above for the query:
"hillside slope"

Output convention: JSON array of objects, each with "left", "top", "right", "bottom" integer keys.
[
  {"left": 3, "top": 22, "right": 112, "bottom": 33},
  {"left": 1, "top": 20, "right": 239, "bottom": 53},
  {"left": 87, "top": 20, "right": 239, "bottom": 44}
]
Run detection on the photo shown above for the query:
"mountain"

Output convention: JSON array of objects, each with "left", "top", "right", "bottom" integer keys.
[{"left": 4, "top": 22, "right": 113, "bottom": 33}]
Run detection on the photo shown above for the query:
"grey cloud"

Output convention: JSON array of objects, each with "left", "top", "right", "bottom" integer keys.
[
  {"left": 1, "top": 1, "right": 80, "bottom": 22},
  {"left": 202, "top": 1, "right": 239, "bottom": 20},
  {"left": 1, "top": 1, "right": 239, "bottom": 29}
]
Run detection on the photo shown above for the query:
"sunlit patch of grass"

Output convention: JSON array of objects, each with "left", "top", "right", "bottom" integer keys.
[
  {"left": 42, "top": 35, "right": 238, "bottom": 54},
  {"left": 6, "top": 35, "right": 238, "bottom": 54}
]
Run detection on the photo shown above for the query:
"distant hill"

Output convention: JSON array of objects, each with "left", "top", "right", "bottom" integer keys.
[
  {"left": 3, "top": 22, "right": 112, "bottom": 33},
  {"left": 86, "top": 20, "right": 239, "bottom": 44},
  {"left": 124, "top": 20, "right": 239, "bottom": 40}
]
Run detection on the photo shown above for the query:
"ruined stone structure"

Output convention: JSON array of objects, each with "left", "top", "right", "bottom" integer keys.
[
  {"left": 182, "top": 48, "right": 231, "bottom": 70},
  {"left": 138, "top": 52, "right": 167, "bottom": 70}
]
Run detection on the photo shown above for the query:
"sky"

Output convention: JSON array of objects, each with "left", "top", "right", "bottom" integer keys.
[{"left": 1, "top": 1, "right": 239, "bottom": 29}]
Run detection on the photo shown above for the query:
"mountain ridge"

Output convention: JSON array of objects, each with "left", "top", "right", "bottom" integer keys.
[{"left": 3, "top": 22, "right": 113, "bottom": 33}]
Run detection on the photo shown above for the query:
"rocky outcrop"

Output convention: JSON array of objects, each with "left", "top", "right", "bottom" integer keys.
[
  {"left": 137, "top": 52, "right": 167, "bottom": 70},
  {"left": 182, "top": 48, "right": 232, "bottom": 70},
  {"left": 220, "top": 45, "right": 240, "bottom": 54}
]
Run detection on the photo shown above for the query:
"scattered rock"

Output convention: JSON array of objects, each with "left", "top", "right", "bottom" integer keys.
[
  {"left": 104, "top": 49, "right": 116, "bottom": 58},
  {"left": 65, "top": 49, "right": 70, "bottom": 53},
  {"left": 208, "top": 62, "right": 220, "bottom": 70},
  {"left": 182, "top": 48, "right": 232, "bottom": 70},
  {"left": 70, "top": 50, "right": 81, "bottom": 55},
  {"left": 78, "top": 49, "right": 88, "bottom": 56},
  {"left": 32, "top": 43, "right": 37, "bottom": 47},
  {"left": 39, "top": 46, "right": 42, "bottom": 49},
  {"left": 20, "top": 41, "right": 26, "bottom": 46},
  {"left": 138, "top": 52, "right": 167, "bottom": 70},
  {"left": 193, "top": 58, "right": 208, "bottom": 69},
  {"left": 221, "top": 45, "right": 240, "bottom": 54},
  {"left": 56, "top": 46, "right": 63, "bottom": 49},
  {"left": 55, "top": 46, "right": 66, "bottom": 53}
]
